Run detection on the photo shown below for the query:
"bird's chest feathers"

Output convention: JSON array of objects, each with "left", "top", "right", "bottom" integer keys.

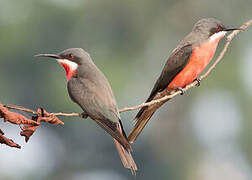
[
  {"left": 168, "top": 31, "right": 226, "bottom": 89},
  {"left": 193, "top": 31, "right": 226, "bottom": 63},
  {"left": 57, "top": 59, "right": 78, "bottom": 81}
]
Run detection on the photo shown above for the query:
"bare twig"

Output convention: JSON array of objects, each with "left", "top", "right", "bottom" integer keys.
[
  {"left": 4, "top": 104, "right": 81, "bottom": 117},
  {"left": 1, "top": 19, "right": 251, "bottom": 118},
  {"left": 4, "top": 104, "right": 37, "bottom": 115}
]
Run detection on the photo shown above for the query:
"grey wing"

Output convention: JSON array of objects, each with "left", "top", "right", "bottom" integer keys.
[
  {"left": 67, "top": 77, "right": 119, "bottom": 122},
  {"left": 135, "top": 44, "right": 192, "bottom": 119},
  {"left": 67, "top": 78, "right": 131, "bottom": 150},
  {"left": 147, "top": 44, "right": 193, "bottom": 101}
]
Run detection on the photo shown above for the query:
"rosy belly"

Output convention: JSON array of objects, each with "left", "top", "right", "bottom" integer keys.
[{"left": 168, "top": 39, "right": 220, "bottom": 90}]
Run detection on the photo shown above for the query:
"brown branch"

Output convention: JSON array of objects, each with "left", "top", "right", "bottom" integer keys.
[
  {"left": 4, "top": 104, "right": 82, "bottom": 117},
  {"left": 1, "top": 19, "right": 251, "bottom": 122}
]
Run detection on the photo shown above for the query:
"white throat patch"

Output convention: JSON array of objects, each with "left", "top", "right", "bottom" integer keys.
[
  {"left": 57, "top": 59, "right": 78, "bottom": 71},
  {"left": 209, "top": 31, "right": 227, "bottom": 42}
]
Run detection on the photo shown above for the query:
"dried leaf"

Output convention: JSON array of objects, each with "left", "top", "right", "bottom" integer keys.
[
  {"left": 0, "top": 104, "right": 64, "bottom": 145},
  {"left": 37, "top": 108, "right": 64, "bottom": 125},
  {"left": 19, "top": 109, "right": 64, "bottom": 143},
  {"left": 0, "top": 104, "right": 39, "bottom": 126},
  {"left": 20, "top": 125, "right": 39, "bottom": 143},
  {"left": 0, "top": 133, "right": 21, "bottom": 149}
]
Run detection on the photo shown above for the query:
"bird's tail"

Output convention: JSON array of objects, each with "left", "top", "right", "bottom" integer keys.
[
  {"left": 128, "top": 99, "right": 168, "bottom": 144},
  {"left": 113, "top": 139, "right": 137, "bottom": 175},
  {"left": 94, "top": 118, "right": 137, "bottom": 174}
]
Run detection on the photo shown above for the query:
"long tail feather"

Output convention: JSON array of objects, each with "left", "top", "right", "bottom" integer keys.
[
  {"left": 114, "top": 139, "right": 137, "bottom": 175},
  {"left": 128, "top": 99, "right": 168, "bottom": 143},
  {"left": 94, "top": 119, "right": 132, "bottom": 151},
  {"left": 95, "top": 118, "right": 137, "bottom": 174}
]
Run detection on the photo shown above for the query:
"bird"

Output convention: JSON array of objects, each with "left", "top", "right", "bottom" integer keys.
[
  {"left": 128, "top": 18, "right": 242, "bottom": 143},
  {"left": 35, "top": 48, "right": 137, "bottom": 174}
]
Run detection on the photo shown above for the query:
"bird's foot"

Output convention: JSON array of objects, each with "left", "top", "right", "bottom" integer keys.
[
  {"left": 194, "top": 77, "right": 201, "bottom": 87},
  {"left": 177, "top": 87, "right": 185, "bottom": 95},
  {"left": 81, "top": 112, "right": 88, "bottom": 119}
]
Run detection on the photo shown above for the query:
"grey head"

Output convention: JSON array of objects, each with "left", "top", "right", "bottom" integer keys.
[
  {"left": 192, "top": 18, "right": 242, "bottom": 38},
  {"left": 35, "top": 48, "right": 91, "bottom": 65},
  {"left": 180, "top": 18, "right": 242, "bottom": 47},
  {"left": 35, "top": 48, "right": 96, "bottom": 81}
]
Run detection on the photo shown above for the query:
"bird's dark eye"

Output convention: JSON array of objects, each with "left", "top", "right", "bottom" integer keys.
[{"left": 68, "top": 54, "right": 74, "bottom": 59}]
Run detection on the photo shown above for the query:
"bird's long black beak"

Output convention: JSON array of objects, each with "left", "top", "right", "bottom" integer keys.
[
  {"left": 223, "top": 25, "right": 243, "bottom": 31},
  {"left": 34, "top": 53, "right": 60, "bottom": 59}
]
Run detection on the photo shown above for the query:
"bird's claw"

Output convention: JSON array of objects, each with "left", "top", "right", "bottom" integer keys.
[
  {"left": 194, "top": 77, "right": 201, "bottom": 87},
  {"left": 177, "top": 87, "right": 185, "bottom": 95}
]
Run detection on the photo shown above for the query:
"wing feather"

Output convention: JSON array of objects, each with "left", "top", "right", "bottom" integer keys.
[{"left": 67, "top": 77, "right": 131, "bottom": 150}]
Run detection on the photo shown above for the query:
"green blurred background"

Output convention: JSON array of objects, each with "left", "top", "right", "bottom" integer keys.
[{"left": 0, "top": 0, "right": 252, "bottom": 180}]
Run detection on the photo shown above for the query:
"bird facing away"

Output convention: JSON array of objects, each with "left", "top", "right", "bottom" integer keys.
[
  {"left": 128, "top": 18, "right": 242, "bottom": 143},
  {"left": 35, "top": 48, "right": 137, "bottom": 174}
]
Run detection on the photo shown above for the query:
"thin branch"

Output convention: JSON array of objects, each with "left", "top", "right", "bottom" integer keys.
[
  {"left": 4, "top": 104, "right": 81, "bottom": 117},
  {"left": 4, "top": 104, "right": 37, "bottom": 115},
  {"left": 4, "top": 105, "right": 81, "bottom": 118},
  {"left": 2, "top": 19, "right": 252, "bottom": 118}
]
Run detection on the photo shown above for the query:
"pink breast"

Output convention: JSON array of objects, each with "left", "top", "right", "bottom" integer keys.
[{"left": 168, "top": 37, "right": 223, "bottom": 90}]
